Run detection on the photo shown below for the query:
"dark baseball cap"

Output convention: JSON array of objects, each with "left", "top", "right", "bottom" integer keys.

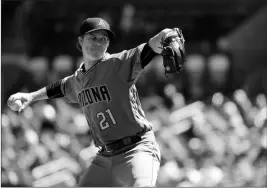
[{"left": 79, "top": 17, "right": 115, "bottom": 41}]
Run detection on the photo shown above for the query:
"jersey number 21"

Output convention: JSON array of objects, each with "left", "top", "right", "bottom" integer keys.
[{"left": 96, "top": 109, "right": 117, "bottom": 130}]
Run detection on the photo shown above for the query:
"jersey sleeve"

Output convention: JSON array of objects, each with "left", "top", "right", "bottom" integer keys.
[
  {"left": 114, "top": 43, "right": 146, "bottom": 84},
  {"left": 60, "top": 74, "right": 79, "bottom": 103}
]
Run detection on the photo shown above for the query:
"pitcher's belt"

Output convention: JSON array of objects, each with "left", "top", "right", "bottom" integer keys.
[{"left": 102, "top": 135, "right": 142, "bottom": 152}]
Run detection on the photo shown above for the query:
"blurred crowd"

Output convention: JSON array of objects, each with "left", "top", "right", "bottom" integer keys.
[{"left": 1, "top": 51, "right": 267, "bottom": 187}]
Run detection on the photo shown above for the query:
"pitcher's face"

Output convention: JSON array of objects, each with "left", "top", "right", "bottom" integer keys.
[{"left": 79, "top": 30, "right": 110, "bottom": 60}]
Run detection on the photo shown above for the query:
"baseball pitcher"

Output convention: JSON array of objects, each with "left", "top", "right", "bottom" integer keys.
[{"left": 7, "top": 17, "right": 186, "bottom": 187}]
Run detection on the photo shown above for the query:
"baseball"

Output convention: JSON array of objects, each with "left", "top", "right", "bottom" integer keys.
[{"left": 9, "top": 100, "right": 22, "bottom": 111}]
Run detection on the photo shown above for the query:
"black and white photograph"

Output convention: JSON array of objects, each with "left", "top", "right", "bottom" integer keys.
[{"left": 1, "top": 0, "right": 267, "bottom": 187}]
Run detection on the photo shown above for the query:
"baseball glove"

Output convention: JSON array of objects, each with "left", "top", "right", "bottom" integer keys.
[{"left": 161, "top": 28, "right": 186, "bottom": 76}]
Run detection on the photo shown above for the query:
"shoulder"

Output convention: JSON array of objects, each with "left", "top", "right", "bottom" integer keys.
[
  {"left": 105, "top": 43, "right": 147, "bottom": 61},
  {"left": 104, "top": 51, "right": 127, "bottom": 60}
]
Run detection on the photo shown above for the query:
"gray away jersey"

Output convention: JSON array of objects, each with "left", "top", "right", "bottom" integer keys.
[{"left": 60, "top": 43, "right": 153, "bottom": 147}]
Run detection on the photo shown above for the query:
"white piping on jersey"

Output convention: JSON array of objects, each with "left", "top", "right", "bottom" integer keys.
[{"left": 129, "top": 85, "right": 153, "bottom": 131}]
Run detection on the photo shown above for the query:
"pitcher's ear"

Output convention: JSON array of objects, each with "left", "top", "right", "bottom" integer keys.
[
  {"left": 78, "top": 36, "right": 83, "bottom": 46},
  {"left": 76, "top": 37, "right": 83, "bottom": 51}
]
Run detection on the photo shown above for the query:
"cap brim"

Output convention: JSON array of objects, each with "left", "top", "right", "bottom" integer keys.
[{"left": 84, "top": 28, "right": 115, "bottom": 41}]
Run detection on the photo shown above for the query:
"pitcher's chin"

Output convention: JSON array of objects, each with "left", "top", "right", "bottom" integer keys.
[{"left": 91, "top": 52, "right": 105, "bottom": 60}]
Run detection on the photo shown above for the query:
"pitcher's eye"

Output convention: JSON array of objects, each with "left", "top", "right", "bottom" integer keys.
[
  {"left": 100, "top": 37, "right": 108, "bottom": 43},
  {"left": 91, "top": 36, "right": 98, "bottom": 41},
  {"left": 87, "top": 35, "right": 109, "bottom": 43}
]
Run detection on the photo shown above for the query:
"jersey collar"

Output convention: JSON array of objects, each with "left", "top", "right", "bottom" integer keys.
[{"left": 78, "top": 53, "right": 110, "bottom": 75}]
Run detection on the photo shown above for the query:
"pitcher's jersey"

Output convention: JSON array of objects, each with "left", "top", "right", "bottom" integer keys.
[{"left": 60, "top": 43, "right": 153, "bottom": 147}]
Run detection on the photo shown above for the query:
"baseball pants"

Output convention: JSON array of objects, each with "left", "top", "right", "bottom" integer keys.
[{"left": 77, "top": 131, "right": 161, "bottom": 187}]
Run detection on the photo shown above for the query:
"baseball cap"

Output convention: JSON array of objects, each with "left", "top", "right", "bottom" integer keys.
[{"left": 79, "top": 17, "right": 115, "bottom": 41}]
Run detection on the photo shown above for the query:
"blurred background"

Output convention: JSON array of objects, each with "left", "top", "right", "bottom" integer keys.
[{"left": 1, "top": 0, "right": 267, "bottom": 187}]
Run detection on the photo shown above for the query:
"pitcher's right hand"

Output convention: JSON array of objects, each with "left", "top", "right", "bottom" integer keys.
[{"left": 7, "top": 92, "right": 34, "bottom": 113}]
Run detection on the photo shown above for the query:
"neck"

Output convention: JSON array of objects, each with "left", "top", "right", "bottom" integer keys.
[{"left": 84, "top": 59, "right": 101, "bottom": 71}]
